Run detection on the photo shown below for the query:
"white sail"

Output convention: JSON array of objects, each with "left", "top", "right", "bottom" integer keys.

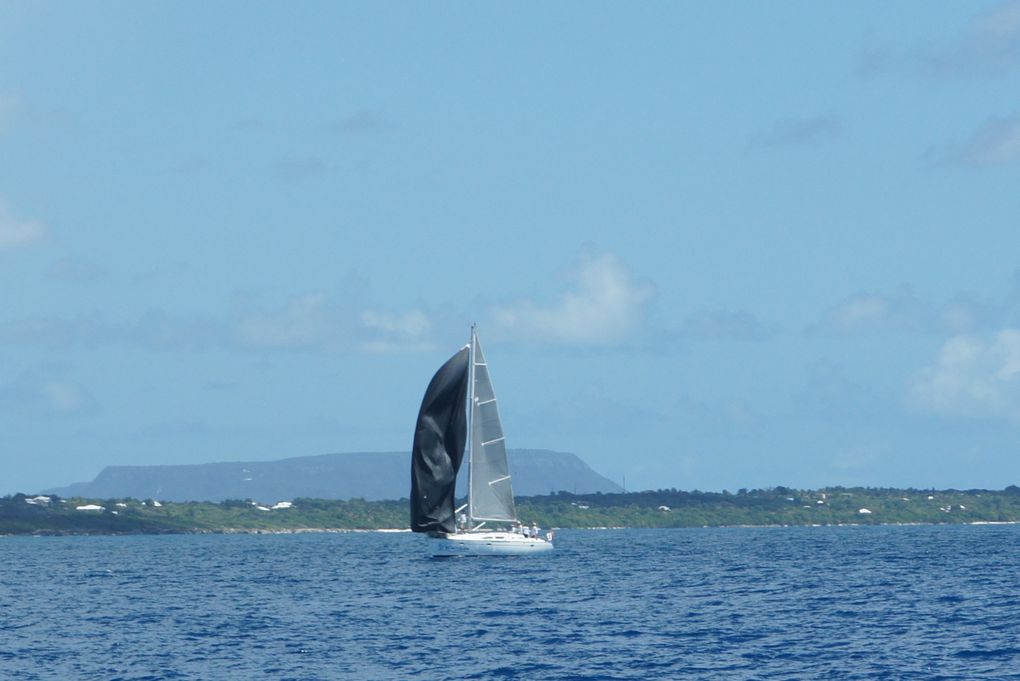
[{"left": 467, "top": 330, "right": 518, "bottom": 523}]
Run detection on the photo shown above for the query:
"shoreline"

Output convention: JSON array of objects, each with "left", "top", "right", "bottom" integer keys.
[{"left": 4, "top": 520, "right": 1019, "bottom": 537}]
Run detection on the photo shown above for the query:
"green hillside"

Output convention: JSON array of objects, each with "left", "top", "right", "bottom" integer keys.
[{"left": 5, "top": 486, "right": 1020, "bottom": 535}]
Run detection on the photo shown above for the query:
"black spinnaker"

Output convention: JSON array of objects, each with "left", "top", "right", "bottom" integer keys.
[{"left": 410, "top": 346, "right": 469, "bottom": 534}]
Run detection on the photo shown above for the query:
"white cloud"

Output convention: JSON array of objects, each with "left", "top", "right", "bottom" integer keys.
[
  {"left": 867, "top": 2, "right": 1020, "bottom": 80},
  {"left": 911, "top": 329, "right": 1020, "bottom": 422},
  {"left": 840, "top": 297, "right": 887, "bottom": 324},
  {"left": 238, "top": 293, "right": 437, "bottom": 353},
  {"left": 948, "top": 114, "right": 1020, "bottom": 166},
  {"left": 360, "top": 309, "right": 434, "bottom": 353},
  {"left": 128, "top": 310, "right": 224, "bottom": 351},
  {"left": 0, "top": 198, "right": 46, "bottom": 250},
  {"left": 491, "top": 253, "right": 654, "bottom": 345},
  {"left": 0, "top": 312, "right": 224, "bottom": 351},
  {"left": 0, "top": 373, "right": 94, "bottom": 416},
  {"left": 809, "top": 288, "right": 987, "bottom": 336},
  {"left": 0, "top": 315, "right": 109, "bottom": 349},
  {"left": 43, "top": 380, "right": 86, "bottom": 413},
  {"left": 238, "top": 293, "right": 345, "bottom": 350},
  {"left": 361, "top": 308, "right": 429, "bottom": 337},
  {"left": 0, "top": 294, "right": 437, "bottom": 355},
  {"left": 925, "top": 1, "right": 1020, "bottom": 76},
  {"left": 976, "top": 0, "right": 1020, "bottom": 39}
]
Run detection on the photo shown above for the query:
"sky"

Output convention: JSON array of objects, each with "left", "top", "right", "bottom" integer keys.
[{"left": 2, "top": 1, "right": 1020, "bottom": 496}]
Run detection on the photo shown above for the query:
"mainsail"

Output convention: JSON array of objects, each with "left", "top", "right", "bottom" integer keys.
[
  {"left": 410, "top": 346, "right": 470, "bottom": 534},
  {"left": 467, "top": 331, "right": 518, "bottom": 523}
]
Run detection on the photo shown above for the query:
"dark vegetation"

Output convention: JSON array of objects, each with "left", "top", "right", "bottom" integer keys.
[{"left": 4, "top": 486, "right": 1020, "bottom": 535}]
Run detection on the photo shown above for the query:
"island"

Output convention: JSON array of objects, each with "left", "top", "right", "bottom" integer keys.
[{"left": 4, "top": 486, "right": 1020, "bottom": 535}]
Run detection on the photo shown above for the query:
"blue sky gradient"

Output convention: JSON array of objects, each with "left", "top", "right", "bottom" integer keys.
[{"left": 3, "top": 1, "right": 1020, "bottom": 494}]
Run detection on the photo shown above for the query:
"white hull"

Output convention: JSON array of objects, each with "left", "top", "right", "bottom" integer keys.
[{"left": 429, "top": 531, "right": 554, "bottom": 557}]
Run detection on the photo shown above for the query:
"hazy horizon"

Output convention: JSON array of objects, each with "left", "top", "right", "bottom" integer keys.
[{"left": 32, "top": 447, "right": 1020, "bottom": 499}]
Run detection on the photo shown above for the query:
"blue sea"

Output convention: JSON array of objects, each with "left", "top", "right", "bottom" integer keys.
[{"left": 3, "top": 525, "right": 1020, "bottom": 680}]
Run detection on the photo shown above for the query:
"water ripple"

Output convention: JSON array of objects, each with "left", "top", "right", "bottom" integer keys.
[{"left": 3, "top": 526, "right": 1020, "bottom": 678}]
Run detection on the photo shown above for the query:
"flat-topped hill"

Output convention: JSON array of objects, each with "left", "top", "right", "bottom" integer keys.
[{"left": 44, "top": 449, "right": 623, "bottom": 503}]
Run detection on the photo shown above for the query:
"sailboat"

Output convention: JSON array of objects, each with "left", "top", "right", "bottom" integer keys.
[{"left": 410, "top": 326, "right": 554, "bottom": 556}]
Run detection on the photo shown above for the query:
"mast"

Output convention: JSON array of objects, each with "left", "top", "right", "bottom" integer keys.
[{"left": 466, "top": 323, "right": 477, "bottom": 523}]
